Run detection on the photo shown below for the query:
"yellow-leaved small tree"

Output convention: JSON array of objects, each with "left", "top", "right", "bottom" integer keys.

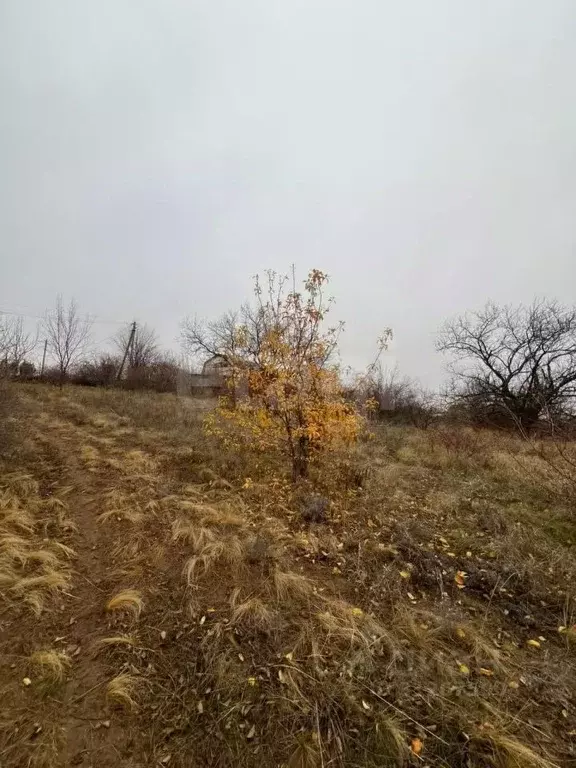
[{"left": 189, "top": 269, "right": 378, "bottom": 480}]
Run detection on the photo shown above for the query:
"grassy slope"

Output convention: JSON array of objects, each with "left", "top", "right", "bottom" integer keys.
[{"left": 1, "top": 383, "right": 575, "bottom": 767}]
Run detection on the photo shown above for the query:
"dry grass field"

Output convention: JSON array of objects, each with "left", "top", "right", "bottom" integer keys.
[{"left": 1, "top": 382, "right": 576, "bottom": 767}]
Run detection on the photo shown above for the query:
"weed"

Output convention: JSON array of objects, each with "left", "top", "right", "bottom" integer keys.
[
  {"left": 182, "top": 536, "right": 245, "bottom": 584},
  {"left": 230, "top": 589, "right": 276, "bottom": 633},
  {"left": 106, "top": 674, "right": 140, "bottom": 710},
  {"left": 29, "top": 650, "right": 70, "bottom": 684},
  {"left": 273, "top": 569, "right": 315, "bottom": 603},
  {"left": 106, "top": 589, "right": 144, "bottom": 619}
]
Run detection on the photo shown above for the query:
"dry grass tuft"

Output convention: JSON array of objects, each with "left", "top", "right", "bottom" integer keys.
[
  {"left": 106, "top": 674, "right": 140, "bottom": 710},
  {"left": 273, "top": 569, "right": 315, "bottom": 603},
  {"left": 106, "top": 589, "right": 144, "bottom": 619},
  {"left": 182, "top": 536, "right": 246, "bottom": 584},
  {"left": 24, "top": 550, "right": 60, "bottom": 569},
  {"left": 95, "top": 634, "right": 137, "bottom": 649},
  {"left": 287, "top": 735, "right": 321, "bottom": 768},
  {"left": 471, "top": 733, "right": 557, "bottom": 768},
  {"left": 11, "top": 570, "right": 70, "bottom": 595},
  {"left": 171, "top": 519, "right": 216, "bottom": 549},
  {"left": 50, "top": 541, "right": 77, "bottom": 559},
  {"left": 197, "top": 504, "right": 245, "bottom": 528},
  {"left": 230, "top": 589, "right": 276, "bottom": 632},
  {"left": 29, "top": 650, "right": 70, "bottom": 684},
  {"left": 1, "top": 465, "right": 73, "bottom": 615},
  {"left": 371, "top": 717, "right": 410, "bottom": 766},
  {"left": 80, "top": 444, "right": 100, "bottom": 467},
  {"left": 1, "top": 533, "right": 30, "bottom": 566},
  {"left": 2, "top": 473, "right": 39, "bottom": 498},
  {"left": 446, "top": 621, "right": 503, "bottom": 668},
  {"left": 23, "top": 591, "right": 44, "bottom": 616},
  {"left": 122, "top": 449, "right": 157, "bottom": 473},
  {"left": 315, "top": 599, "right": 392, "bottom": 651},
  {"left": 0, "top": 505, "right": 35, "bottom": 534}
]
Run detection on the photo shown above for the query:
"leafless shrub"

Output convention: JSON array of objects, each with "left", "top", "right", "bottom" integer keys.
[
  {"left": 354, "top": 365, "right": 438, "bottom": 429},
  {"left": 71, "top": 354, "right": 119, "bottom": 387},
  {"left": 508, "top": 418, "right": 576, "bottom": 504},
  {"left": 0, "top": 315, "right": 38, "bottom": 378},
  {"left": 123, "top": 354, "right": 182, "bottom": 393}
]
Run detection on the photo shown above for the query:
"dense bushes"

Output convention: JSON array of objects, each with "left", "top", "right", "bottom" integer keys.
[{"left": 70, "top": 355, "right": 119, "bottom": 387}]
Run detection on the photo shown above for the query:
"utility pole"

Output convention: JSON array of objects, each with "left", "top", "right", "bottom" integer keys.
[
  {"left": 40, "top": 339, "right": 48, "bottom": 379},
  {"left": 116, "top": 321, "right": 136, "bottom": 381}
]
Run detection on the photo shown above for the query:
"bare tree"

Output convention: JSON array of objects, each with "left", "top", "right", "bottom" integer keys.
[
  {"left": 181, "top": 305, "right": 265, "bottom": 369},
  {"left": 114, "top": 323, "right": 158, "bottom": 369},
  {"left": 437, "top": 300, "right": 576, "bottom": 431},
  {"left": 0, "top": 315, "right": 38, "bottom": 377},
  {"left": 181, "top": 272, "right": 344, "bottom": 372},
  {"left": 42, "top": 297, "right": 92, "bottom": 385}
]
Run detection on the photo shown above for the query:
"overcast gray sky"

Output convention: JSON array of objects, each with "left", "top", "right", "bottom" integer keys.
[{"left": 1, "top": 1, "right": 575, "bottom": 385}]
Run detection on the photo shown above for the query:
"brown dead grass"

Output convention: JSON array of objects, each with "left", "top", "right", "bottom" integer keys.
[
  {"left": 2, "top": 384, "right": 576, "bottom": 768},
  {"left": 29, "top": 650, "right": 70, "bottom": 684},
  {"left": 106, "top": 588, "right": 144, "bottom": 619},
  {"left": 0, "top": 473, "right": 72, "bottom": 616},
  {"left": 106, "top": 674, "right": 140, "bottom": 710}
]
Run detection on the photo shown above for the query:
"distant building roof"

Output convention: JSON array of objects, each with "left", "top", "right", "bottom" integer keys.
[{"left": 202, "top": 355, "right": 230, "bottom": 375}]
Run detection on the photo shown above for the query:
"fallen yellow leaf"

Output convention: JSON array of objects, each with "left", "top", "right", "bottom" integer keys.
[
  {"left": 459, "top": 663, "right": 470, "bottom": 675},
  {"left": 527, "top": 639, "right": 541, "bottom": 648},
  {"left": 454, "top": 571, "right": 467, "bottom": 588},
  {"left": 411, "top": 737, "right": 423, "bottom": 755}
]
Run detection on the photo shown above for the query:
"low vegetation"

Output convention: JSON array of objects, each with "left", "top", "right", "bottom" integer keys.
[
  {"left": 1, "top": 380, "right": 575, "bottom": 767},
  {"left": 2, "top": 273, "right": 576, "bottom": 766}
]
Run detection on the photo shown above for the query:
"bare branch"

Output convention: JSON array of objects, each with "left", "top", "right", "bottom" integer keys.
[
  {"left": 0, "top": 315, "right": 38, "bottom": 375},
  {"left": 438, "top": 300, "right": 576, "bottom": 430},
  {"left": 114, "top": 323, "right": 158, "bottom": 369},
  {"left": 42, "top": 296, "right": 93, "bottom": 385}
]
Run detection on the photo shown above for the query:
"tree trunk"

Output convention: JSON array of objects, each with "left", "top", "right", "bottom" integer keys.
[{"left": 291, "top": 436, "right": 310, "bottom": 481}]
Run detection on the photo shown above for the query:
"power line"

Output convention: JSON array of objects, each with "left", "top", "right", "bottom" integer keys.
[
  {"left": 0, "top": 308, "right": 129, "bottom": 325},
  {"left": 0, "top": 308, "right": 44, "bottom": 320}
]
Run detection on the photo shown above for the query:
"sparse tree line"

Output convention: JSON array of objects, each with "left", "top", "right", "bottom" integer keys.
[
  {"left": 0, "top": 296, "right": 184, "bottom": 393},
  {"left": 3, "top": 285, "right": 576, "bottom": 435}
]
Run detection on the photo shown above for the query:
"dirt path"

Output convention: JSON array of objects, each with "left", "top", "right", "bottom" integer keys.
[{"left": 0, "top": 395, "right": 149, "bottom": 767}]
